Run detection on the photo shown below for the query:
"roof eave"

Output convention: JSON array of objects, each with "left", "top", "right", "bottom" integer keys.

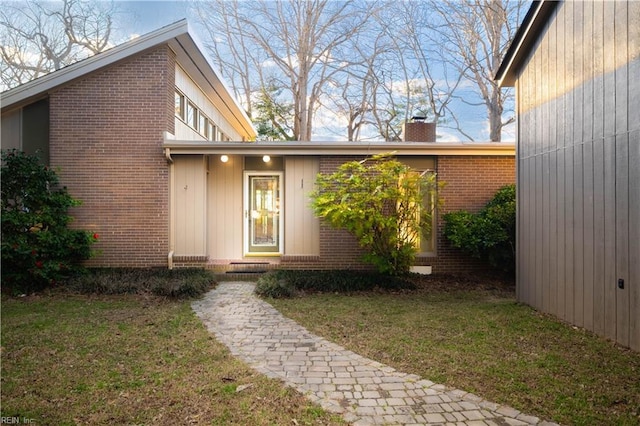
[
  {"left": 495, "top": 1, "right": 559, "bottom": 87},
  {"left": 0, "top": 20, "right": 256, "bottom": 140},
  {"left": 0, "top": 20, "right": 189, "bottom": 110},
  {"left": 169, "top": 27, "right": 256, "bottom": 139},
  {"left": 163, "top": 140, "right": 516, "bottom": 157}
]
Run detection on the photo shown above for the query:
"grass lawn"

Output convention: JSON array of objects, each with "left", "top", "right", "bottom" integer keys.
[
  {"left": 1, "top": 291, "right": 344, "bottom": 425},
  {"left": 269, "top": 276, "right": 640, "bottom": 426}
]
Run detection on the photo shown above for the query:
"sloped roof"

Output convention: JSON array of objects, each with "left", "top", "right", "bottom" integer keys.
[
  {"left": 0, "top": 20, "right": 256, "bottom": 139},
  {"left": 495, "top": 1, "right": 559, "bottom": 87}
]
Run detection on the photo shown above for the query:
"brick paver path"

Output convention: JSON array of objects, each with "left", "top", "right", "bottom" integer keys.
[{"left": 193, "top": 282, "right": 558, "bottom": 426}]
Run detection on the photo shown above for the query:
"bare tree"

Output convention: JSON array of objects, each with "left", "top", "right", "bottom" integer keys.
[
  {"left": 0, "top": 0, "right": 117, "bottom": 90},
  {"left": 363, "top": 1, "right": 465, "bottom": 141},
  {"left": 318, "top": 26, "right": 391, "bottom": 141},
  {"left": 197, "top": 0, "right": 376, "bottom": 141},
  {"left": 429, "top": 0, "right": 525, "bottom": 141},
  {"left": 195, "top": 0, "right": 264, "bottom": 117}
]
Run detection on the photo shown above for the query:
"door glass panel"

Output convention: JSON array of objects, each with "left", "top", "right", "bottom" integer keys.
[{"left": 248, "top": 175, "right": 280, "bottom": 253}]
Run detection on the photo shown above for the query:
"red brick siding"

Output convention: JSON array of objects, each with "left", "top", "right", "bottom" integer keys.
[
  {"left": 402, "top": 122, "right": 436, "bottom": 142},
  {"left": 279, "top": 155, "right": 515, "bottom": 274},
  {"left": 49, "top": 46, "right": 175, "bottom": 267},
  {"left": 314, "top": 156, "right": 371, "bottom": 270},
  {"left": 427, "top": 155, "right": 516, "bottom": 274}
]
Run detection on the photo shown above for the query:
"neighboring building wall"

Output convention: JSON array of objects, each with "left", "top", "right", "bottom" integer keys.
[
  {"left": 515, "top": 1, "right": 639, "bottom": 350},
  {"left": 50, "top": 46, "right": 176, "bottom": 267}
]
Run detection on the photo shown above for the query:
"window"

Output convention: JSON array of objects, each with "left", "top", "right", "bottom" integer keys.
[
  {"left": 208, "top": 122, "right": 216, "bottom": 141},
  {"left": 186, "top": 101, "right": 197, "bottom": 129},
  {"left": 420, "top": 175, "right": 437, "bottom": 254},
  {"left": 399, "top": 158, "right": 437, "bottom": 255},
  {"left": 174, "top": 91, "right": 184, "bottom": 119},
  {"left": 175, "top": 88, "right": 221, "bottom": 141},
  {"left": 199, "top": 114, "right": 208, "bottom": 138}
]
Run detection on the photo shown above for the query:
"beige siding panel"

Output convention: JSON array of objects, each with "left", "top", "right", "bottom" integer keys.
[
  {"left": 284, "top": 157, "right": 320, "bottom": 256},
  {"left": 1, "top": 109, "right": 21, "bottom": 150},
  {"left": 173, "top": 155, "right": 207, "bottom": 256},
  {"left": 175, "top": 120, "right": 206, "bottom": 141},
  {"left": 208, "top": 154, "right": 243, "bottom": 259},
  {"left": 175, "top": 65, "right": 242, "bottom": 141}
]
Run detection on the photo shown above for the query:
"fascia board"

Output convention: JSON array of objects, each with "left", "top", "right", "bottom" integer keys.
[
  {"left": 163, "top": 141, "right": 516, "bottom": 157},
  {"left": 170, "top": 28, "right": 256, "bottom": 139},
  {"left": 1, "top": 20, "right": 189, "bottom": 110},
  {"left": 495, "top": 1, "right": 558, "bottom": 87}
]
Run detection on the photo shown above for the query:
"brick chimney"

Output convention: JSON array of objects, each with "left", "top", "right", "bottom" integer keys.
[{"left": 402, "top": 117, "right": 436, "bottom": 142}]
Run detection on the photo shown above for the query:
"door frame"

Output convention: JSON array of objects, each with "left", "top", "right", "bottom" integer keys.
[{"left": 243, "top": 171, "right": 284, "bottom": 256}]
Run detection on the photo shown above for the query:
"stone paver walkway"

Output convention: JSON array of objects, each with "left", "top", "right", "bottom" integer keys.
[{"left": 192, "top": 282, "right": 558, "bottom": 426}]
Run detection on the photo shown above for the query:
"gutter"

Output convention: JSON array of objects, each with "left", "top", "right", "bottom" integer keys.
[
  {"left": 162, "top": 140, "right": 516, "bottom": 157},
  {"left": 495, "top": 1, "right": 559, "bottom": 87}
]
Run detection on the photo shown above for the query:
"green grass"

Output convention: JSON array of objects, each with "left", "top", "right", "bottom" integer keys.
[
  {"left": 1, "top": 291, "right": 344, "bottom": 425},
  {"left": 269, "top": 279, "right": 640, "bottom": 426}
]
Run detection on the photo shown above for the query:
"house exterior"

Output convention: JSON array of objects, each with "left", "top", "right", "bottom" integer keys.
[
  {"left": 1, "top": 20, "right": 515, "bottom": 276},
  {"left": 496, "top": 0, "right": 639, "bottom": 350}
]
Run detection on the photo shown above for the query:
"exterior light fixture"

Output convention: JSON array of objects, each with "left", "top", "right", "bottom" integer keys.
[
  {"left": 220, "top": 155, "right": 229, "bottom": 163},
  {"left": 262, "top": 155, "right": 271, "bottom": 163}
]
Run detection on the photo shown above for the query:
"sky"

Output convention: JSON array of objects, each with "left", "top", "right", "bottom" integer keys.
[{"left": 113, "top": 1, "right": 517, "bottom": 142}]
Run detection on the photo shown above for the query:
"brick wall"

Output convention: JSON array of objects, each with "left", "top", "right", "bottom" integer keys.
[
  {"left": 314, "top": 156, "right": 371, "bottom": 270},
  {"left": 50, "top": 46, "right": 175, "bottom": 267},
  {"left": 426, "top": 155, "right": 516, "bottom": 274},
  {"left": 279, "top": 154, "right": 515, "bottom": 274}
]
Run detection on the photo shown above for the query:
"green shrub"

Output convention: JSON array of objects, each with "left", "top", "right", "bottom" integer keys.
[
  {"left": 443, "top": 184, "right": 516, "bottom": 275},
  {"left": 255, "top": 269, "right": 414, "bottom": 298},
  {"left": 1, "top": 150, "right": 97, "bottom": 293},
  {"left": 311, "top": 153, "right": 438, "bottom": 276},
  {"left": 254, "top": 273, "right": 296, "bottom": 298},
  {"left": 66, "top": 268, "right": 216, "bottom": 298}
]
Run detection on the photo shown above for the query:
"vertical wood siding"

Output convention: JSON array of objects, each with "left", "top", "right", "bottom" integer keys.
[
  {"left": 284, "top": 157, "right": 320, "bottom": 255},
  {"left": 516, "top": 1, "right": 640, "bottom": 350},
  {"left": 173, "top": 155, "right": 207, "bottom": 255},
  {"left": 208, "top": 155, "right": 243, "bottom": 259}
]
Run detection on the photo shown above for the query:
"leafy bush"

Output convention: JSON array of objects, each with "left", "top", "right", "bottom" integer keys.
[
  {"left": 311, "top": 153, "right": 438, "bottom": 276},
  {"left": 66, "top": 268, "right": 216, "bottom": 298},
  {"left": 443, "top": 184, "right": 516, "bottom": 275},
  {"left": 255, "top": 269, "right": 414, "bottom": 298},
  {"left": 254, "top": 272, "right": 296, "bottom": 298},
  {"left": 1, "top": 150, "right": 97, "bottom": 293}
]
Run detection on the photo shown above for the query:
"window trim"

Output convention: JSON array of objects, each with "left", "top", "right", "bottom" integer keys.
[
  {"left": 175, "top": 88, "right": 222, "bottom": 142},
  {"left": 174, "top": 90, "right": 185, "bottom": 120}
]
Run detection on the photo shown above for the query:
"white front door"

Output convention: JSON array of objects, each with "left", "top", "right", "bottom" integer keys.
[{"left": 244, "top": 172, "right": 283, "bottom": 255}]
